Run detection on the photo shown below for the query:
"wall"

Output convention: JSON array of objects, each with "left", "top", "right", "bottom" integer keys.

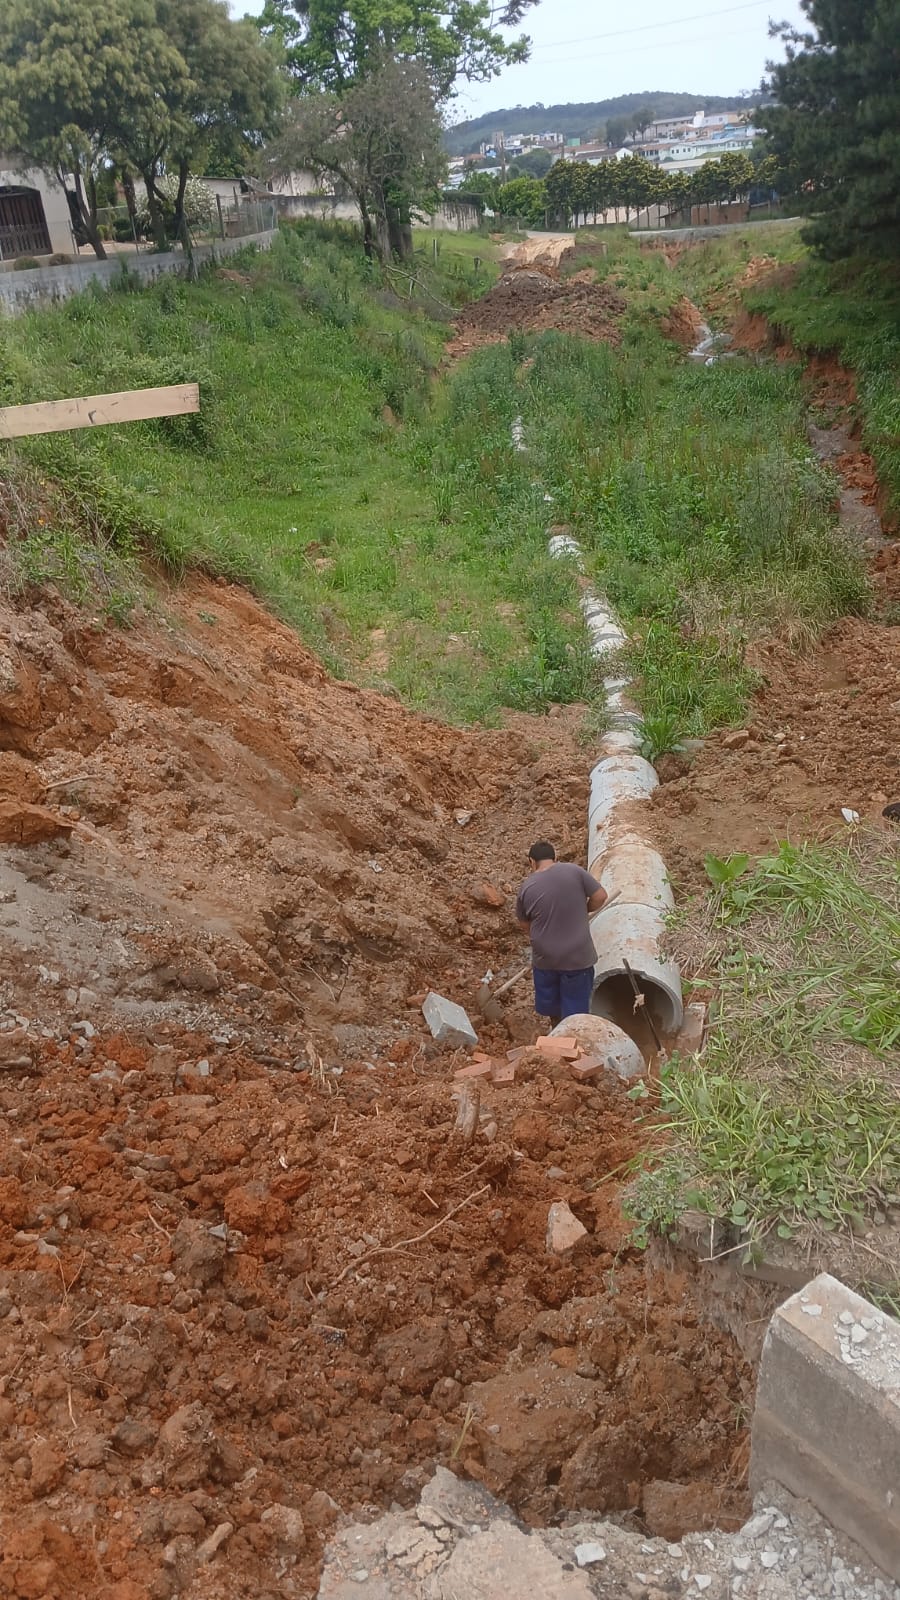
[
  {"left": 269, "top": 193, "right": 482, "bottom": 232},
  {"left": 0, "top": 229, "right": 277, "bottom": 316},
  {"left": 0, "top": 158, "right": 73, "bottom": 259}
]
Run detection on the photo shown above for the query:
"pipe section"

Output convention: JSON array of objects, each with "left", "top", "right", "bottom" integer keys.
[
  {"left": 515, "top": 414, "right": 685, "bottom": 1044},
  {"left": 549, "top": 1015, "right": 644, "bottom": 1082},
  {"left": 546, "top": 530, "right": 684, "bottom": 1038}
]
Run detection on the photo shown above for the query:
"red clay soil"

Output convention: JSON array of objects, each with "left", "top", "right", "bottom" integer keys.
[
  {"left": 647, "top": 618, "right": 900, "bottom": 893},
  {"left": 0, "top": 577, "right": 754, "bottom": 1598},
  {"left": 660, "top": 295, "right": 707, "bottom": 348},
  {"left": 448, "top": 269, "right": 627, "bottom": 359}
]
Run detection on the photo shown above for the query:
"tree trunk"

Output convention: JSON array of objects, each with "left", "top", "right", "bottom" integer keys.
[
  {"left": 121, "top": 167, "right": 139, "bottom": 238},
  {"left": 141, "top": 170, "right": 169, "bottom": 252},
  {"left": 71, "top": 166, "right": 106, "bottom": 260},
  {"left": 172, "top": 160, "right": 190, "bottom": 251}
]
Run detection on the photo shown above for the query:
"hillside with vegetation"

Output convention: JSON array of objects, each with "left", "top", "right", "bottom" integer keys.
[{"left": 445, "top": 91, "right": 764, "bottom": 153}]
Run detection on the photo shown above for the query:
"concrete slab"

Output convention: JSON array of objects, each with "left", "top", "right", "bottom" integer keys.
[
  {"left": 422, "top": 992, "right": 478, "bottom": 1049},
  {"left": 427, "top": 1522, "right": 594, "bottom": 1599},
  {"left": 750, "top": 1272, "right": 900, "bottom": 1581}
]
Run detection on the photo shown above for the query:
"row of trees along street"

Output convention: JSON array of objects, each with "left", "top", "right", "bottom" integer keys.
[
  {"left": 461, "top": 151, "right": 775, "bottom": 230},
  {"left": 0, "top": 0, "right": 896, "bottom": 264}
]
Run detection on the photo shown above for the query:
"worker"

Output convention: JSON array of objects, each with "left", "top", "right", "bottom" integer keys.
[{"left": 515, "top": 841, "right": 607, "bottom": 1028}]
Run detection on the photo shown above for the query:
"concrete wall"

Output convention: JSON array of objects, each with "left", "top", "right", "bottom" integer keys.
[
  {"left": 268, "top": 193, "right": 482, "bottom": 232},
  {"left": 751, "top": 1273, "right": 900, "bottom": 1581},
  {"left": 0, "top": 229, "right": 277, "bottom": 316},
  {"left": 0, "top": 158, "right": 74, "bottom": 260}
]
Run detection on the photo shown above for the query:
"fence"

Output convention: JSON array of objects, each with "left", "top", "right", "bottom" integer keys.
[{"left": 91, "top": 197, "right": 277, "bottom": 255}]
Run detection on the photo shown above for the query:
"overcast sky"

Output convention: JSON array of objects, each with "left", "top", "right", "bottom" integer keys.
[{"left": 232, "top": 0, "right": 809, "bottom": 122}]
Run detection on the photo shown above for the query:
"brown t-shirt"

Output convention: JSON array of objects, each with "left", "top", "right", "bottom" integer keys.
[{"left": 515, "top": 862, "right": 600, "bottom": 972}]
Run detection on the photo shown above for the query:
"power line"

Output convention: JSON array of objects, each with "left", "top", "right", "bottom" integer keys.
[
  {"left": 522, "top": 24, "right": 771, "bottom": 69},
  {"left": 528, "top": 0, "right": 774, "bottom": 55}
]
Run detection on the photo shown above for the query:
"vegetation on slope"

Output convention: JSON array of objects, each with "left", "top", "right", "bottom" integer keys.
[
  {"left": 0, "top": 223, "right": 594, "bottom": 725},
  {"left": 745, "top": 256, "right": 900, "bottom": 524}
]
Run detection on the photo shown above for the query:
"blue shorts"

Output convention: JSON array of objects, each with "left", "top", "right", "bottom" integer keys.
[{"left": 532, "top": 966, "right": 594, "bottom": 1022}]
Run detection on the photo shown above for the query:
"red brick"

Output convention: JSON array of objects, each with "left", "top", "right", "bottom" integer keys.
[
  {"left": 490, "top": 1062, "right": 516, "bottom": 1086},
  {"left": 570, "top": 1056, "right": 604, "bottom": 1081},
  {"left": 454, "top": 1060, "right": 493, "bottom": 1080}
]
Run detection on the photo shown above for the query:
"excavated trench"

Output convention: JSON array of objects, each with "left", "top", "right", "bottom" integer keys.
[{"left": 8, "top": 257, "right": 868, "bottom": 1597}]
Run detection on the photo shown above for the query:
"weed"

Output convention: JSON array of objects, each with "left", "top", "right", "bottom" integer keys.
[{"left": 627, "top": 833, "right": 900, "bottom": 1248}]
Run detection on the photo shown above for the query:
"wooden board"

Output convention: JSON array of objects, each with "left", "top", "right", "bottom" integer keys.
[{"left": 0, "top": 383, "right": 200, "bottom": 440}]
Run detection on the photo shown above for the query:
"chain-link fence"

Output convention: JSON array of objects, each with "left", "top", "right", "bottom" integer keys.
[{"left": 88, "top": 196, "right": 277, "bottom": 256}]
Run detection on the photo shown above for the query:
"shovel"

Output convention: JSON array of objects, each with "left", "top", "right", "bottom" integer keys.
[{"left": 476, "top": 891, "right": 621, "bottom": 1021}]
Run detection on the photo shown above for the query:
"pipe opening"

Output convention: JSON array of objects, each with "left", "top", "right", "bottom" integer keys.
[{"left": 591, "top": 971, "right": 680, "bottom": 1054}]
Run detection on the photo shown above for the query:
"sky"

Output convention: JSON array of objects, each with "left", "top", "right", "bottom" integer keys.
[{"left": 232, "top": 0, "right": 809, "bottom": 122}]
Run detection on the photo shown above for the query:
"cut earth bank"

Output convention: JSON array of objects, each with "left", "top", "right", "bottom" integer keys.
[
  {"left": 0, "top": 573, "right": 752, "bottom": 1599},
  {"left": 0, "top": 230, "right": 898, "bottom": 1600}
]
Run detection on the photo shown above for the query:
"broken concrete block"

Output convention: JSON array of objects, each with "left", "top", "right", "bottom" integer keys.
[
  {"left": 750, "top": 1272, "right": 900, "bottom": 1581},
  {"left": 546, "top": 1201, "right": 588, "bottom": 1255},
  {"left": 422, "top": 992, "right": 478, "bottom": 1050}
]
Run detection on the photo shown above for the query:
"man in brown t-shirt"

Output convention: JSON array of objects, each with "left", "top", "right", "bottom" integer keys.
[{"left": 515, "top": 841, "right": 607, "bottom": 1027}]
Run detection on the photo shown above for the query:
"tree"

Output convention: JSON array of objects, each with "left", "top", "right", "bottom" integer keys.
[
  {"left": 263, "top": 55, "right": 446, "bottom": 258},
  {"left": 759, "top": 0, "right": 900, "bottom": 258},
  {"left": 496, "top": 175, "right": 545, "bottom": 226},
  {"left": 152, "top": 0, "right": 283, "bottom": 248},
  {"left": 630, "top": 105, "right": 655, "bottom": 142},
  {"left": 258, "top": 0, "right": 540, "bottom": 98},
  {"left": 0, "top": 0, "right": 188, "bottom": 258},
  {"left": 515, "top": 147, "right": 553, "bottom": 178},
  {"left": 605, "top": 115, "right": 629, "bottom": 149}
]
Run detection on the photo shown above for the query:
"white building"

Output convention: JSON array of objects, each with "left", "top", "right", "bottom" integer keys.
[{"left": 0, "top": 156, "right": 73, "bottom": 264}]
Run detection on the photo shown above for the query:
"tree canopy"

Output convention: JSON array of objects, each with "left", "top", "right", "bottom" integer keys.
[
  {"left": 760, "top": 0, "right": 900, "bottom": 258},
  {"left": 257, "top": 0, "right": 539, "bottom": 99},
  {"left": 264, "top": 55, "right": 445, "bottom": 257},
  {"left": 0, "top": 0, "right": 281, "bottom": 257}
]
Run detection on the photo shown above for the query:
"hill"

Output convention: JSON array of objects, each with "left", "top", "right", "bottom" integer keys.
[{"left": 445, "top": 91, "right": 765, "bottom": 154}]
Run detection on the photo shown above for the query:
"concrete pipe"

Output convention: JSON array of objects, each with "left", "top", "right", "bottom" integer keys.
[
  {"left": 549, "top": 1015, "right": 644, "bottom": 1082},
  {"left": 588, "top": 755, "right": 658, "bottom": 858},
  {"left": 590, "top": 902, "right": 683, "bottom": 1035},
  {"left": 597, "top": 843, "right": 674, "bottom": 912}
]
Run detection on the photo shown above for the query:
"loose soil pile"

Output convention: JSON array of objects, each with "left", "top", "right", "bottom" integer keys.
[
  {"left": 648, "top": 621, "right": 899, "bottom": 894},
  {"left": 0, "top": 1029, "right": 751, "bottom": 1600},
  {"left": 449, "top": 269, "right": 626, "bottom": 359},
  {"left": 0, "top": 576, "right": 754, "bottom": 1598}
]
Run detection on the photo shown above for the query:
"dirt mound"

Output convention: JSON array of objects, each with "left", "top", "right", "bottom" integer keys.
[
  {"left": 0, "top": 576, "right": 590, "bottom": 1049},
  {"left": 645, "top": 617, "right": 900, "bottom": 892},
  {"left": 0, "top": 570, "right": 757, "bottom": 1595},
  {"left": 0, "top": 1024, "right": 751, "bottom": 1598},
  {"left": 451, "top": 269, "right": 626, "bottom": 356},
  {"left": 500, "top": 235, "right": 575, "bottom": 275}
]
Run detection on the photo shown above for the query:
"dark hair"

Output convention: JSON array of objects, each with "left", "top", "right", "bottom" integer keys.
[{"left": 528, "top": 841, "right": 556, "bottom": 863}]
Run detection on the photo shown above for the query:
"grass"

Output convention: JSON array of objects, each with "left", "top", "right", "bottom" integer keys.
[
  {"left": 745, "top": 254, "right": 900, "bottom": 523},
  {"left": 0, "top": 221, "right": 592, "bottom": 725},
  {"left": 484, "top": 232, "right": 868, "bottom": 743},
  {"left": 626, "top": 834, "right": 900, "bottom": 1250}
]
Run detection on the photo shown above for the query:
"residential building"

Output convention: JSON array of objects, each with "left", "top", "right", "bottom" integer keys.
[{"left": 0, "top": 156, "right": 73, "bottom": 263}]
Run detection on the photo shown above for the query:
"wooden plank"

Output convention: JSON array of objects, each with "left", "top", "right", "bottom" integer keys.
[{"left": 0, "top": 383, "right": 200, "bottom": 440}]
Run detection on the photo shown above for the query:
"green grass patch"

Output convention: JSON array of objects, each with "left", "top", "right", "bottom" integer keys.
[
  {"left": 505, "top": 296, "right": 867, "bottom": 744},
  {"left": 0, "top": 222, "right": 593, "bottom": 724},
  {"left": 627, "top": 835, "right": 900, "bottom": 1250},
  {"left": 745, "top": 254, "right": 900, "bottom": 523}
]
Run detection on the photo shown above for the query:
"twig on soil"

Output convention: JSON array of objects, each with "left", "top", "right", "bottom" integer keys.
[
  {"left": 66, "top": 1385, "right": 77, "bottom": 1429},
  {"left": 330, "top": 1185, "right": 491, "bottom": 1288},
  {"left": 297, "top": 960, "right": 337, "bottom": 1002},
  {"left": 450, "top": 1403, "right": 475, "bottom": 1462},
  {"left": 44, "top": 770, "right": 97, "bottom": 791},
  {"left": 147, "top": 1207, "right": 173, "bottom": 1240},
  {"left": 421, "top": 1189, "right": 441, "bottom": 1211}
]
